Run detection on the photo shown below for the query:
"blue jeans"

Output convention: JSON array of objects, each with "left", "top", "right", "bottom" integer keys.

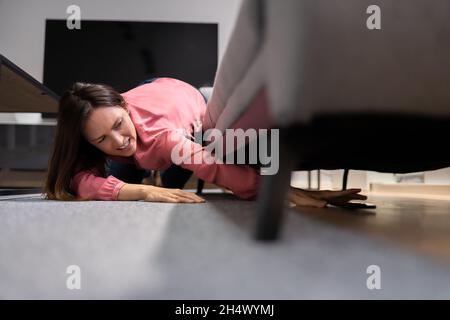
[
  {"left": 106, "top": 160, "right": 193, "bottom": 189},
  {"left": 105, "top": 77, "right": 194, "bottom": 189}
]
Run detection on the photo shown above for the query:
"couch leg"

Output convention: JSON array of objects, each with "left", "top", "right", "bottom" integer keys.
[
  {"left": 254, "top": 140, "right": 294, "bottom": 241},
  {"left": 196, "top": 179, "right": 204, "bottom": 195}
]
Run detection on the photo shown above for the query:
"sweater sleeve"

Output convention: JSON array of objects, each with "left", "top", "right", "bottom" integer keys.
[
  {"left": 70, "top": 169, "right": 126, "bottom": 200},
  {"left": 156, "top": 129, "right": 260, "bottom": 200}
]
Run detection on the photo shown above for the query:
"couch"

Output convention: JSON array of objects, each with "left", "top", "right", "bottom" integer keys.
[{"left": 203, "top": 0, "right": 450, "bottom": 240}]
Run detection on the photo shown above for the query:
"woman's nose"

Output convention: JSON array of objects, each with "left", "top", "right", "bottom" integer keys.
[{"left": 111, "top": 132, "right": 124, "bottom": 147}]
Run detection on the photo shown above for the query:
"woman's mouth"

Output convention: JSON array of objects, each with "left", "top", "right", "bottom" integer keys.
[{"left": 117, "top": 137, "right": 131, "bottom": 150}]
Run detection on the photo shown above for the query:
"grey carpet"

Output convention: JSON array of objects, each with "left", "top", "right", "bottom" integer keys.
[{"left": 1, "top": 193, "right": 450, "bottom": 299}]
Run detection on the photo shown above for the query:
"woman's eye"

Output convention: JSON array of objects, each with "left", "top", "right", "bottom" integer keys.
[
  {"left": 98, "top": 137, "right": 105, "bottom": 143},
  {"left": 116, "top": 120, "right": 122, "bottom": 128}
]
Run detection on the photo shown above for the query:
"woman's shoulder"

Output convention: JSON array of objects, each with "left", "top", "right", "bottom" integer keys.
[{"left": 121, "top": 77, "right": 196, "bottom": 95}]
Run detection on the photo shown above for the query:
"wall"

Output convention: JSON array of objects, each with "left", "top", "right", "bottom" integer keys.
[{"left": 0, "top": 0, "right": 242, "bottom": 82}]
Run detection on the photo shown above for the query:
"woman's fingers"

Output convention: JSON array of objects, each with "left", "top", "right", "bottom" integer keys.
[
  {"left": 160, "top": 189, "right": 205, "bottom": 203},
  {"left": 348, "top": 193, "right": 368, "bottom": 200},
  {"left": 333, "top": 191, "right": 367, "bottom": 201},
  {"left": 318, "top": 188, "right": 360, "bottom": 197},
  {"left": 290, "top": 187, "right": 368, "bottom": 207},
  {"left": 288, "top": 192, "right": 327, "bottom": 208},
  {"left": 313, "top": 189, "right": 367, "bottom": 201},
  {"left": 172, "top": 189, "right": 205, "bottom": 203},
  {"left": 172, "top": 194, "right": 197, "bottom": 203},
  {"left": 181, "top": 190, "right": 205, "bottom": 202},
  {"left": 151, "top": 194, "right": 181, "bottom": 203},
  {"left": 161, "top": 193, "right": 195, "bottom": 203},
  {"left": 144, "top": 187, "right": 205, "bottom": 203}
]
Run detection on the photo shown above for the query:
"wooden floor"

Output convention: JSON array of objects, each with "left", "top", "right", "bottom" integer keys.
[{"left": 291, "top": 192, "right": 450, "bottom": 263}]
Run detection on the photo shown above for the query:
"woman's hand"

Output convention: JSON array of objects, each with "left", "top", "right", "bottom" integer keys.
[
  {"left": 288, "top": 187, "right": 367, "bottom": 208},
  {"left": 118, "top": 183, "right": 205, "bottom": 203},
  {"left": 143, "top": 185, "right": 205, "bottom": 203}
]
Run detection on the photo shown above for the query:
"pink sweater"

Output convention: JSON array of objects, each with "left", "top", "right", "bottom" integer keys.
[{"left": 70, "top": 78, "right": 260, "bottom": 200}]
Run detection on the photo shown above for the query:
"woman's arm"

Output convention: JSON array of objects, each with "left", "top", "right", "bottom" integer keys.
[
  {"left": 71, "top": 169, "right": 203, "bottom": 202},
  {"left": 157, "top": 130, "right": 260, "bottom": 200},
  {"left": 118, "top": 183, "right": 204, "bottom": 203},
  {"left": 71, "top": 170, "right": 125, "bottom": 200}
]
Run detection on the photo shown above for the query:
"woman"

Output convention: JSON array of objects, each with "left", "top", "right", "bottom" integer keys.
[{"left": 44, "top": 77, "right": 366, "bottom": 206}]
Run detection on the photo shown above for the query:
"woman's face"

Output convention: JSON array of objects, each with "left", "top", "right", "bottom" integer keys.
[{"left": 82, "top": 106, "right": 137, "bottom": 157}]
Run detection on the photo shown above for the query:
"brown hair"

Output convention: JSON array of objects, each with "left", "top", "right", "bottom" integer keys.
[{"left": 44, "top": 82, "right": 126, "bottom": 200}]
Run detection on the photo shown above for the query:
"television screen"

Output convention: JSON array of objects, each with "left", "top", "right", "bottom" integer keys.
[{"left": 43, "top": 19, "right": 218, "bottom": 110}]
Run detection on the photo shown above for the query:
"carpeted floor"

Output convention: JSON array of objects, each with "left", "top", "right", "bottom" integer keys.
[{"left": 1, "top": 192, "right": 450, "bottom": 299}]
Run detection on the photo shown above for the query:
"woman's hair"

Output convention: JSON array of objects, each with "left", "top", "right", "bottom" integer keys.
[{"left": 44, "top": 82, "right": 126, "bottom": 200}]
